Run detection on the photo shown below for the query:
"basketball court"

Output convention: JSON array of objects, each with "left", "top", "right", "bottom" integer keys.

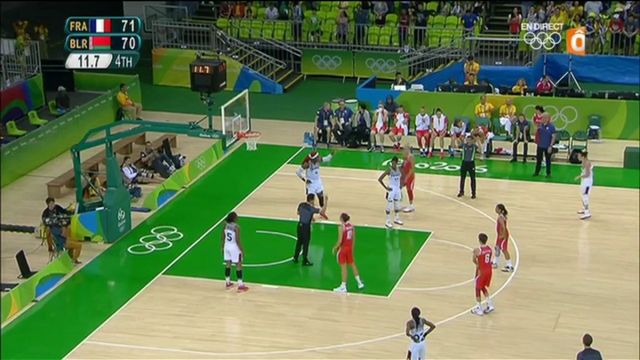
[{"left": 3, "top": 136, "right": 638, "bottom": 358}]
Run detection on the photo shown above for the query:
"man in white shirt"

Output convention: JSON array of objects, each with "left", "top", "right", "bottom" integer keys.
[
  {"left": 265, "top": 4, "right": 279, "bottom": 20},
  {"left": 430, "top": 108, "right": 448, "bottom": 159},
  {"left": 415, "top": 107, "right": 431, "bottom": 157}
]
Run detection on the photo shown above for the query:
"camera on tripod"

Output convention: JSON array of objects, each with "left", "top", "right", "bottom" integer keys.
[{"left": 43, "top": 213, "right": 71, "bottom": 227}]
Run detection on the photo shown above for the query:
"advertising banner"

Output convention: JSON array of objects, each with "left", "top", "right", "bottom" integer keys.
[
  {"left": 354, "top": 51, "right": 405, "bottom": 80},
  {"left": 301, "top": 49, "right": 354, "bottom": 77}
]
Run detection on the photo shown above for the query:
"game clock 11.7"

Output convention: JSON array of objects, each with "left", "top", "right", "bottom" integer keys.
[
  {"left": 65, "top": 52, "right": 139, "bottom": 69},
  {"left": 192, "top": 65, "right": 212, "bottom": 74}
]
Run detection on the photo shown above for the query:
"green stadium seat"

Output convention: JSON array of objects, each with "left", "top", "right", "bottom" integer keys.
[
  {"left": 432, "top": 15, "right": 446, "bottom": 27},
  {"left": 491, "top": 118, "right": 511, "bottom": 141},
  {"left": 29, "top": 110, "right": 48, "bottom": 126},
  {"left": 303, "top": 10, "right": 314, "bottom": 19},
  {"left": 555, "top": 129, "right": 571, "bottom": 158},
  {"left": 238, "top": 19, "right": 251, "bottom": 39},
  {"left": 48, "top": 101, "right": 61, "bottom": 116},
  {"left": 475, "top": 117, "right": 490, "bottom": 129},
  {"left": 262, "top": 21, "right": 275, "bottom": 39},
  {"left": 386, "top": 14, "right": 398, "bottom": 26},
  {"left": 6, "top": 120, "right": 27, "bottom": 136},
  {"left": 426, "top": 1, "right": 438, "bottom": 13},
  {"left": 257, "top": 7, "right": 267, "bottom": 18},
  {"left": 368, "top": 31, "right": 380, "bottom": 46},
  {"left": 451, "top": 29, "right": 464, "bottom": 47},
  {"left": 250, "top": 20, "right": 263, "bottom": 38},
  {"left": 274, "top": 21, "right": 287, "bottom": 41},
  {"left": 216, "top": 18, "right": 230, "bottom": 32},
  {"left": 445, "top": 16, "right": 460, "bottom": 28},
  {"left": 317, "top": 10, "right": 327, "bottom": 21},
  {"left": 320, "top": 2, "right": 332, "bottom": 12},
  {"left": 320, "top": 22, "right": 335, "bottom": 43},
  {"left": 440, "top": 29, "right": 454, "bottom": 47},
  {"left": 427, "top": 28, "right": 441, "bottom": 47},
  {"left": 571, "top": 130, "right": 589, "bottom": 152}
]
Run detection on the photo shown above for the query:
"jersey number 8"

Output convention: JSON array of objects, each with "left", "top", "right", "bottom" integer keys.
[{"left": 484, "top": 253, "right": 491, "bottom": 264}]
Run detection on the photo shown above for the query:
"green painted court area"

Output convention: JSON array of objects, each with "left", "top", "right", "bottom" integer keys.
[
  {"left": 290, "top": 148, "right": 640, "bottom": 189},
  {"left": 166, "top": 216, "right": 430, "bottom": 296}
]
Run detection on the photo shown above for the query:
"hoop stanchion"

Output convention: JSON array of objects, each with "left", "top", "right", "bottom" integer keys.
[{"left": 238, "top": 131, "right": 261, "bottom": 151}]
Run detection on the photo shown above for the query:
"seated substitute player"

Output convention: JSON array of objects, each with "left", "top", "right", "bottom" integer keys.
[
  {"left": 472, "top": 233, "right": 495, "bottom": 315},
  {"left": 332, "top": 213, "right": 365, "bottom": 293},
  {"left": 296, "top": 150, "right": 334, "bottom": 219},
  {"left": 389, "top": 105, "right": 410, "bottom": 150},
  {"left": 405, "top": 307, "right": 436, "bottom": 360},
  {"left": 378, "top": 156, "right": 404, "bottom": 228},
  {"left": 222, "top": 212, "right": 248, "bottom": 292},
  {"left": 415, "top": 107, "right": 431, "bottom": 157},
  {"left": 430, "top": 108, "right": 448, "bottom": 159},
  {"left": 448, "top": 118, "right": 466, "bottom": 157},
  {"left": 370, "top": 101, "right": 389, "bottom": 152}
]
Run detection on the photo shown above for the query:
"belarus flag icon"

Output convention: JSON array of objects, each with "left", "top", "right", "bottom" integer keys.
[{"left": 90, "top": 19, "right": 112, "bottom": 33}]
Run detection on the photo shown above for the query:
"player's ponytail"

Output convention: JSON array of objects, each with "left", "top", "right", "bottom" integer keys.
[
  {"left": 411, "top": 307, "right": 421, "bottom": 326},
  {"left": 497, "top": 204, "right": 508, "bottom": 216},
  {"left": 340, "top": 213, "right": 350, "bottom": 223}
]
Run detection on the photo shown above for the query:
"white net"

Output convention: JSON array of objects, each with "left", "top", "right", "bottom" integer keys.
[{"left": 220, "top": 89, "right": 250, "bottom": 147}]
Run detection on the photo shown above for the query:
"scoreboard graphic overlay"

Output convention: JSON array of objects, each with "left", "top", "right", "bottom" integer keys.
[{"left": 64, "top": 17, "right": 142, "bottom": 70}]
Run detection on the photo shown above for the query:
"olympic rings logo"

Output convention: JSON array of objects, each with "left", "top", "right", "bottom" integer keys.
[
  {"left": 523, "top": 31, "right": 562, "bottom": 50},
  {"left": 311, "top": 55, "right": 342, "bottom": 70},
  {"left": 522, "top": 104, "right": 578, "bottom": 130},
  {"left": 365, "top": 58, "right": 397, "bottom": 73},
  {"left": 127, "top": 226, "right": 184, "bottom": 255},
  {"left": 195, "top": 157, "right": 207, "bottom": 170}
]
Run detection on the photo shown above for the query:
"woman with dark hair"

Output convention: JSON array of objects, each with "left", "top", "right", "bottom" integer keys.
[
  {"left": 222, "top": 211, "right": 248, "bottom": 292},
  {"left": 336, "top": 10, "right": 349, "bottom": 44},
  {"left": 405, "top": 307, "right": 436, "bottom": 360},
  {"left": 332, "top": 213, "right": 365, "bottom": 293},
  {"left": 492, "top": 204, "right": 513, "bottom": 272}
]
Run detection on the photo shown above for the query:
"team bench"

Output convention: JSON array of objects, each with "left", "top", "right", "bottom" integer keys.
[{"left": 46, "top": 133, "right": 147, "bottom": 198}]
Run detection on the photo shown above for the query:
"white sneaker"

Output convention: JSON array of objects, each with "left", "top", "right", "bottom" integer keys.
[
  {"left": 577, "top": 210, "right": 585, "bottom": 214},
  {"left": 385, "top": 221, "right": 393, "bottom": 228},
  {"left": 394, "top": 219, "right": 404, "bottom": 225},
  {"left": 471, "top": 306, "right": 484, "bottom": 316},
  {"left": 484, "top": 305, "right": 495, "bottom": 314},
  {"left": 357, "top": 282, "right": 365, "bottom": 289},
  {"left": 501, "top": 265, "right": 513, "bottom": 272},
  {"left": 333, "top": 286, "right": 347, "bottom": 293},
  {"left": 403, "top": 205, "right": 415, "bottom": 213},
  {"left": 492, "top": 262, "right": 498, "bottom": 269},
  {"left": 580, "top": 212, "right": 591, "bottom": 220}
]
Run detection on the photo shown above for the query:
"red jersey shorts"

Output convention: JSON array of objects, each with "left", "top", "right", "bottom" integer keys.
[
  {"left": 475, "top": 270, "right": 492, "bottom": 290},
  {"left": 496, "top": 236, "right": 508, "bottom": 251},
  {"left": 416, "top": 129, "right": 431, "bottom": 140},
  {"left": 338, "top": 246, "right": 354, "bottom": 265}
]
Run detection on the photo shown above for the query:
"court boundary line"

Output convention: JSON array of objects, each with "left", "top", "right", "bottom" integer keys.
[
  {"left": 77, "top": 169, "right": 521, "bottom": 358},
  {"left": 387, "top": 232, "right": 432, "bottom": 298},
  {"left": 63, "top": 146, "right": 305, "bottom": 359}
]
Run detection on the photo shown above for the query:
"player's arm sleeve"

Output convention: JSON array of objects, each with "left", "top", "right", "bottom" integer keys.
[{"left": 296, "top": 166, "right": 305, "bottom": 180}]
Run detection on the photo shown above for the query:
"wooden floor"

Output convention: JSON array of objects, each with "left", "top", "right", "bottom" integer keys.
[{"left": 2, "top": 113, "right": 639, "bottom": 358}]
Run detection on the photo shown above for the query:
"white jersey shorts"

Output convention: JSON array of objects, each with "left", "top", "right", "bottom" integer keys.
[
  {"left": 408, "top": 340, "right": 427, "bottom": 360},
  {"left": 307, "top": 179, "right": 324, "bottom": 195},
  {"left": 387, "top": 188, "right": 402, "bottom": 202},
  {"left": 224, "top": 244, "right": 242, "bottom": 263}
]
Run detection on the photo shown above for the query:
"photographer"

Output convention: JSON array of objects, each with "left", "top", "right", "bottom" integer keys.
[{"left": 42, "top": 197, "right": 82, "bottom": 264}]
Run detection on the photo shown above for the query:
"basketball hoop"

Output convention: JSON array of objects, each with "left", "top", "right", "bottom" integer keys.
[{"left": 237, "top": 131, "right": 261, "bottom": 151}]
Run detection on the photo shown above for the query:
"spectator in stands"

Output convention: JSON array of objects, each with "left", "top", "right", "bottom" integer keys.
[
  {"left": 265, "top": 3, "right": 279, "bottom": 20},
  {"left": 623, "top": 13, "right": 639, "bottom": 55},
  {"left": 333, "top": 99, "right": 353, "bottom": 147},
  {"left": 291, "top": 1, "right": 304, "bottom": 41},
  {"left": 117, "top": 83, "right": 143, "bottom": 120},
  {"left": 585, "top": 1, "right": 603, "bottom": 16},
  {"left": 570, "top": 1, "right": 584, "bottom": 21},
  {"left": 338, "top": 1, "right": 349, "bottom": 11},
  {"left": 533, "top": 112, "right": 556, "bottom": 177},
  {"left": 55, "top": 86, "right": 71, "bottom": 115},
  {"left": 570, "top": 13, "right": 583, "bottom": 29},
  {"left": 449, "top": 118, "right": 466, "bottom": 157},
  {"left": 373, "top": 1, "right": 388, "bottom": 26},
  {"left": 535, "top": 75, "right": 554, "bottom": 95},
  {"left": 355, "top": 5, "right": 370, "bottom": 45},
  {"left": 360, "top": 1, "right": 372, "bottom": 11},
  {"left": 308, "top": 10, "right": 322, "bottom": 42},
  {"left": 585, "top": 13, "right": 598, "bottom": 52},
  {"left": 511, "top": 113, "right": 530, "bottom": 163},
  {"left": 461, "top": 8, "right": 479, "bottom": 35},
  {"left": 577, "top": 333, "right": 603, "bottom": 360},
  {"left": 353, "top": 103, "right": 371, "bottom": 148},
  {"left": 464, "top": 73, "right": 479, "bottom": 85},
  {"left": 464, "top": 55, "right": 480, "bottom": 84},
  {"left": 414, "top": 3, "right": 428, "bottom": 48},
  {"left": 277, "top": 1, "right": 290, "bottom": 20},
  {"left": 526, "top": 6, "right": 538, "bottom": 24},
  {"left": 549, "top": 7, "right": 563, "bottom": 26},
  {"left": 336, "top": 10, "right": 349, "bottom": 44},
  {"left": 42, "top": 197, "right": 82, "bottom": 264},
  {"left": 398, "top": 8, "right": 410, "bottom": 48},
  {"left": 315, "top": 102, "right": 333, "bottom": 147},
  {"left": 393, "top": 72, "right": 407, "bottom": 87},
  {"left": 451, "top": 1, "right": 463, "bottom": 16},
  {"left": 474, "top": 95, "right": 494, "bottom": 120},
  {"left": 511, "top": 78, "right": 528, "bottom": 95},
  {"left": 507, "top": 7, "right": 522, "bottom": 58},
  {"left": 498, "top": 98, "right": 517, "bottom": 136}
]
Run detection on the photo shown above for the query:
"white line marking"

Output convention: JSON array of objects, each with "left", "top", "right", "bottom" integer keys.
[
  {"left": 387, "top": 232, "right": 432, "bottom": 298},
  {"left": 78, "top": 171, "right": 520, "bottom": 358},
  {"left": 64, "top": 146, "right": 305, "bottom": 359},
  {"left": 223, "top": 230, "right": 296, "bottom": 268}
]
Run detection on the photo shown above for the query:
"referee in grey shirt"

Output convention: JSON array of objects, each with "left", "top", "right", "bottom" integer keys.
[
  {"left": 458, "top": 134, "right": 478, "bottom": 199},
  {"left": 294, "top": 193, "right": 326, "bottom": 266}
]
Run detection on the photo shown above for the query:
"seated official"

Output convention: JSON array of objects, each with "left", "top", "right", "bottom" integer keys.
[
  {"left": 332, "top": 99, "right": 353, "bottom": 147},
  {"left": 536, "top": 75, "right": 554, "bottom": 95},
  {"left": 42, "top": 197, "right": 82, "bottom": 264},
  {"left": 498, "top": 98, "right": 517, "bottom": 136},
  {"left": 511, "top": 78, "right": 528, "bottom": 95},
  {"left": 352, "top": 103, "right": 371, "bottom": 148},
  {"left": 314, "top": 102, "right": 333, "bottom": 147},
  {"left": 55, "top": 86, "right": 71, "bottom": 114},
  {"left": 117, "top": 83, "right": 143, "bottom": 120},
  {"left": 392, "top": 72, "right": 407, "bottom": 87}
]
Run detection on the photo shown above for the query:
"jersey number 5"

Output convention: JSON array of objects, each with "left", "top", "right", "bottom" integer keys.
[{"left": 225, "top": 232, "right": 233, "bottom": 241}]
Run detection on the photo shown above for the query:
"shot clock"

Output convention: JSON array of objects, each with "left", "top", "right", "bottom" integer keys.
[
  {"left": 190, "top": 59, "right": 227, "bottom": 93},
  {"left": 64, "top": 17, "right": 142, "bottom": 70}
]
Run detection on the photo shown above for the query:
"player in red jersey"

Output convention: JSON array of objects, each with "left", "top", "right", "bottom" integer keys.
[
  {"left": 332, "top": 213, "right": 365, "bottom": 293},
  {"left": 401, "top": 147, "right": 416, "bottom": 212},
  {"left": 492, "top": 203, "right": 513, "bottom": 272},
  {"left": 471, "top": 233, "right": 495, "bottom": 315}
]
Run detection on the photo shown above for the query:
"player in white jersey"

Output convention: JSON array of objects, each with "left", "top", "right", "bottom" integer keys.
[
  {"left": 222, "top": 212, "right": 248, "bottom": 292},
  {"left": 405, "top": 307, "right": 436, "bottom": 360},
  {"left": 574, "top": 150, "right": 594, "bottom": 220},
  {"left": 378, "top": 156, "right": 404, "bottom": 228},
  {"left": 430, "top": 108, "right": 448, "bottom": 159},
  {"left": 297, "top": 150, "right": 333, "bottom": 219}
]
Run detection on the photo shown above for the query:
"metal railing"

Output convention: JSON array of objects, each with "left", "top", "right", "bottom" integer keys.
[
  {"left": 143, "top": 4, "right": 190, "bottom": 32},
  {"left": 463, "top": 36, "right": 533, "bottom": 66},
  {"left": 1, "top": 39, "right": 41, "bottom": 89},
  {"left": 401, "top": 46, "right": 465, "bottom": 77},
  {"left": 255, "top": 38, "right": 302, "bottom": 73},
  {"left": 151, "top": 21, "right": 287, "bottom": 80}
]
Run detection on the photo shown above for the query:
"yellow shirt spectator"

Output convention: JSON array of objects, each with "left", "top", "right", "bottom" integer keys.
[
  {"left": 117, "top": 84, "right": 143, "bottom": 120},
  {"left": 464, "top": 79, "right": 479, "bottom": 85},
  {"left": 464, "top": 56, "right": 480, "bottom": 79},
  {"left": 117, "top": 91, "right": 133, "bottom": 107},
  {"left": 474, "top": 98, "right": 494, "bottom": 118},
  {"left": 499, "top": 103, "right": 517, "bottom": 118}
]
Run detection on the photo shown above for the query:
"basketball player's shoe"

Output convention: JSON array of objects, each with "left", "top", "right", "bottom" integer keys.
[
  {"left": 580, "top": 211, "right": 591, "bottom": 220},
  {"left": 471, "top": 306, "right": 484, "bottom": 316},
  {"left": 385, "top": 220, "right": 394, "bottom": 229},
  {"left": 237, "top": 285, "right": 249, "bottom": 292},
  {"left": 394, "top": 218, "right": 404, "bottom": 225},
  {"left": 492, "top": 261, "right": 498, "bottom": 269},
  {"left": 403, "top": 205, "right": 415, "bottom": 213},
  {"left": 501, "top": 265, "right": 514, "bottom": 272},
  {"left": 333, "top": 285, "right": 347, "bottom": 293},
  {"left": 577, "top": 209, "right": 585, "bottom": 214},
  {"left": 357, "top": 282, "right": 365, "bottom": 289},
  {"left": 225, "top": 282, "right": 235, "bottom": 289},
  {"left": 484, "top": 304, "right": 495, "bottom": 314}
]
